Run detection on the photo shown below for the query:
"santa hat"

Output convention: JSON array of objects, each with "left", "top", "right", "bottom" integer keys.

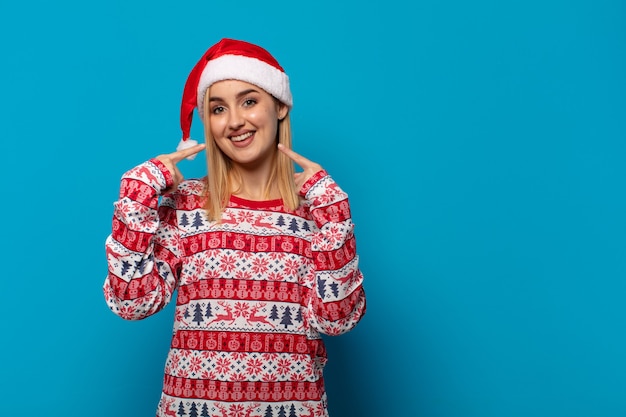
[{"left": 177, "top": 38, "right": 292, "bottom": 156}]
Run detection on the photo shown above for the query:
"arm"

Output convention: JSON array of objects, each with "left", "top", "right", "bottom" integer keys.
[
  {"left": 104, "top": 144, "right": 205, "bottom": 320},
  {"left": 301, "top": 170, "right": 366, "bottom": 336},
  {"left": 103, "top": 159, "right": 182, "bottom": 320}
]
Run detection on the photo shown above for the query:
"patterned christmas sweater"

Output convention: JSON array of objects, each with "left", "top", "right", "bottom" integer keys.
[{"left": 103, "top": 159, "right": 366, "bottom": 417}]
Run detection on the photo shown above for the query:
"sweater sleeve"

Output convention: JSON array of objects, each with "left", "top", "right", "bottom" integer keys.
[
  {"left": 301, "top": 170, "right": 366, "bottom": 336},
  {"left": 102, "top": 159, "right": 182, "bottom": 320}
]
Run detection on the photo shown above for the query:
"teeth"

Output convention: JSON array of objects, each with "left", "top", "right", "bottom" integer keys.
[{"left": 231, "top": 132, "right": 253, "bottom": 142}]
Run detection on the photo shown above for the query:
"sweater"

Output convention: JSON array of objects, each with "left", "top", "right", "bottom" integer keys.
[{"left": 103, "top": 159, "right": 366, "bottom": 417}]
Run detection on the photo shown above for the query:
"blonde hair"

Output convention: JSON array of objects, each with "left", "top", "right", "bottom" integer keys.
[{"left": 202, "top": 89, "right": 299, "bottom": 221}]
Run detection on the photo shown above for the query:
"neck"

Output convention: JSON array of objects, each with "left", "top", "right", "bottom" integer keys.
[{"left": 229, "top": 160, "right": 279, "bottom": 201}]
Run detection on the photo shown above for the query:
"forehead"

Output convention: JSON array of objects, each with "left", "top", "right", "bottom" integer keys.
[{"left": 209, "top": 79, "right": 268, "bottom": 98}]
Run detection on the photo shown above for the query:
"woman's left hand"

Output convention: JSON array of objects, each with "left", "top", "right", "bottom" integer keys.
[{"left": 278, "top": 144, "right": 323, "bottom": 190}]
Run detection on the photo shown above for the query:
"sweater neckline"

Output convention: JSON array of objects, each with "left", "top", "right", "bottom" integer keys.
[{"left": 229, "top": 194, "right": 284, "bottom": 209}]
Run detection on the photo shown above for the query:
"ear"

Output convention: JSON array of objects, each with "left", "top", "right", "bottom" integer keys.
[{"left": 277, "top": 102, "right": 288, "bottom": 121}]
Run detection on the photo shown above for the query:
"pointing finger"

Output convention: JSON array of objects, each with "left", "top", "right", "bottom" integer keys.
[
  {"left": 277, "top": 143, "right": 314, "bottom": 168},
  {"left": 170, "top": 143, "right": 206, "bottom": 163}
]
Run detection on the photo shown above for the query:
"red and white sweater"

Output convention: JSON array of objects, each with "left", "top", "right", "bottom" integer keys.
[{"left": 103, "top": 159, "right": 366, "bottom": 417}]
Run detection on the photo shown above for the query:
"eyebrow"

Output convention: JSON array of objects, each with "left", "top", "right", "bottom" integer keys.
[{"left": 208, "top": 88, "right": 260, "bottom": 102}]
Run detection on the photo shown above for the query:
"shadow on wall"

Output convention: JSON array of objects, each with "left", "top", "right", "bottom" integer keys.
[
  {"left": 323, "top": 332, "right": 371, "bottom": 415},
  {"left": 320, "top": 298, "right": 448, "bottom": 417},
  {"left": 322, "top": 326, "right": 385, "bottom": 416}
]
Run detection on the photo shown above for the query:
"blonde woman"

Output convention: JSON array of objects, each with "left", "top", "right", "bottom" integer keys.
[{"left": 104, "top": 38, "right": 366, "bottom": 417}]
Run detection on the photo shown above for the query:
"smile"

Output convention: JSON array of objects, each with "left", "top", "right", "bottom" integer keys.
[{"left": 230, "top": 132, "right": 254, "bottom": 142}]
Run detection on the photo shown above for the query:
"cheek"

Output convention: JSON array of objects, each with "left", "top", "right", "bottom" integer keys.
[
  {"left": 208, "top": 117, "right": 226, "bottom": 137},
  {"left": 248, "top": 107, "right": 276, "bottom": 126},
  {"left": 254, "top": 110, "right": 280, "bottom": 136},
  {"left": 246, "top": 110, "right": 261, "bottom": 124}
]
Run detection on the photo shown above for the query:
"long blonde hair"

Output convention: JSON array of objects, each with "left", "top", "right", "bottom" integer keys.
[{"left": 202, "top": 89, "right": 299, "bottom": 221}]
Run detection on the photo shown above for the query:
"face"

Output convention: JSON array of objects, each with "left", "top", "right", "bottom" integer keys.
[{"left": 207, "top": 80, "right": 288, "bottom": 169}]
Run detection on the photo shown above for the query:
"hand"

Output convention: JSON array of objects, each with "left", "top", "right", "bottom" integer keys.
[
  {"left": 278, "top": 143, "right": 323, "bottom": 190},
  {"left": 155, "top": 143, "right": 206, "bottom": 192}
]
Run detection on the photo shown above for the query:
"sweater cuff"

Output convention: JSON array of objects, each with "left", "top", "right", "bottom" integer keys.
[
  {"left": 148, "top": 158, "right": 175, "bottom": 191},
  {"left": 299, "top": 169, "right": 328, "bottom": 197}
]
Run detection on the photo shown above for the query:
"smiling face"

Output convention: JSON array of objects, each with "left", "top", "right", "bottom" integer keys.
[{"left": 207, "top": 80, "right": 288, "bottom": 170}]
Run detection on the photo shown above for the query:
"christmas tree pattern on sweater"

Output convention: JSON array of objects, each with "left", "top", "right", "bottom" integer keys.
[{"left": 103, "top": 159, "right": 366, "bottom": 417}]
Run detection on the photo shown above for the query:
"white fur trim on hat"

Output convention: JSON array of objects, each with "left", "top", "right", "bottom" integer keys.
[
  {"left": 176, "top": 138, "right": 200, "bottom": 160},
  {"left": 196, "top": 54, "right": 292, "bottom": 120}
]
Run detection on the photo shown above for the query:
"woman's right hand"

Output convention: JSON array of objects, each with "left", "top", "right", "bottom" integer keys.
[{"left": 155, "top": 143, "right": 206, "bottom": 192}]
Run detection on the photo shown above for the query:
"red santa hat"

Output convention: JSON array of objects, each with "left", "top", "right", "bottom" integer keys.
[{"left": 177, "top": 38, "right": 293, "bottom": 156}]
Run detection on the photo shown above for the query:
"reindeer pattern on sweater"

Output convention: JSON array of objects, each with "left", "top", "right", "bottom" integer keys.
[{"left": 103, "top": 159, "right": 366, "bottom": 417}]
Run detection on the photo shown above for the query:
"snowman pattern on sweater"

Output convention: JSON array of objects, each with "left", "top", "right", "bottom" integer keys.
[{"left": 104, "top": 159, "right": 366, "bottom": 417}]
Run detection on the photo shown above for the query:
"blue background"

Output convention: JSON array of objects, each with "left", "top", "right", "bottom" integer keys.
[{"left": 2, "top": 1, "right": 625, "bottom": 416}]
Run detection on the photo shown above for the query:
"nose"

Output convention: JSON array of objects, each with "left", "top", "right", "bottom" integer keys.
[{"left": 228, "top": 108, "right": 245, "bottom": 130}]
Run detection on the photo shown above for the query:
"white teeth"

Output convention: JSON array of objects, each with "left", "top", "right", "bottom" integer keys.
[{"left": 231, "top": 132, "right": 253, "bottom": 142}]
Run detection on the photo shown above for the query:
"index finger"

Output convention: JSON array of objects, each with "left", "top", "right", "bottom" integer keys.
[
  {"left": 277, "top": 143, "right": 314, "bottom": 168},
  {"left": 171, "top": 143, "right": 206, "bottom": 162}
]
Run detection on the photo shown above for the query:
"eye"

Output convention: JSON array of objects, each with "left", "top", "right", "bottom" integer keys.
[
  {"left": 243, "top": 98, "right": 257, "bottom": 107},
  {"left": 211, "top": 106, "right": 225, "bottom": 115}
]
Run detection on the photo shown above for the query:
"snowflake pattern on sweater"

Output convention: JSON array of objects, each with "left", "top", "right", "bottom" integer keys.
[{"left": 103, "top": 159, "right": 366, "bottom": 417}]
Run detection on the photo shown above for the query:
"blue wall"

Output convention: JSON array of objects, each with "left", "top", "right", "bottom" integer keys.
[{"left": 2, "top": 1, "right": 625, "bottom": 416}]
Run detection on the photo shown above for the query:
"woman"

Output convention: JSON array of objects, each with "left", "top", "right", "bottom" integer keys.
[{"left": 103, "top": 38, "right": 366, "bottom": 417}]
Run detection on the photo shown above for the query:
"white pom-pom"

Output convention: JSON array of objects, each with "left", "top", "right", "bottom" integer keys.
[{"left": 176, "top": 138, "right": 199, "bottom": 160}]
